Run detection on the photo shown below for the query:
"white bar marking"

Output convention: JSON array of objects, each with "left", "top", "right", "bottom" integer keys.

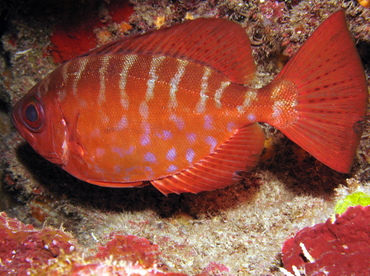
[
  {"left": 72, "top": 59, "right": 88, "bottom": 97},
  {"left": 196, "top": 68, "right": 211, "bottom": 113},
  {"left": 169, "top": 60, "right": 188, "bottom": 108},
  {"left": 146, "top": 56, "right": 166, "bottom": 101},
  {"left": 214, "top": 81, "right": 230, "bottom": 108},
  {"left": 119, "top": 55, "right": 137, "bottom": 110},
  {"left": 98, "top": 55, "right": 111, "bottom": 104},
  {"left": 237, "top": 90, "right": 258, "bottom": 114}
]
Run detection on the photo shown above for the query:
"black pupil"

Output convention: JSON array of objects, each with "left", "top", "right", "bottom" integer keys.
[{"left": 25, "top": 104, "right": 38, "bottom": 122}]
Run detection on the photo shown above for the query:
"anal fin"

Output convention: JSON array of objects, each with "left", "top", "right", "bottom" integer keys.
[
  {"left": 151, "top": 123, "right": 265, "bottom": 195},
  {"left": 84, "top": 179, "right": 146, "bottom": 188}
]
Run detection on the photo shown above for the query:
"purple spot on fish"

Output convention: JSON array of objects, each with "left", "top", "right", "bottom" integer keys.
[
  {"left": 186, "top": 133, "right": 196, "bottom": 143},
  {"left": 205, "top": 136, "right": 217, "bottom": 152},
  {"left": 144, "top": 152, "right": 157, "bottom": 163},
  {"left": 126, "top": 146, "right": 135, "bottom": 155},
  {"left": 144, "top": 166, "right": 154, "bottom": 177},
  {"left": 117, "top": 116, "right": 128, "bottom": 129},
  {"left": 96, "top": 148, "right": 105, "bottom": 157},
  {"left": 141, "top": 122, "right": 151, "bottom": 145},
  {"left": 156, "top": 130, "right": 173, "bottom": 140},
  {"left": 166, "top": 148, "right": 177, "bottom": 161},
  {"left": 112, "top": 146, "right": 135, "bottom": 157},
  {"left": 186, "top": 148, "right": 195, "bottom": 163},
  {"left": 204, "top": 115, "right": 213, "bottom": 130},
  {"left": 140, "top": 134, "right": 150, "bottom": 146},
  {"left": 227, "top": 122, "right": 236, "bottom": 132},
  {"left": 169, "top": 114, "right": 185, "bottom": 130},
  {"left": 94, "top": 164, "right": 105, "bottom": 176},
  {"left": 163, "top": 130, "right": 172, "bottom": 139},
  {"left": 167, "top": 165, "right": 178, "bottom": 173},
  {"left": 247, "top": 114, "right": 256, "bottom": 122},
  {"left": 112, "top": 147, "right": 125, "bottom": 158},
  {"left": 114, "top": 165, "right": 122, "bottom": 173},
  {"left": 143, "top": 122, "right": 150, "bottom": 132}
]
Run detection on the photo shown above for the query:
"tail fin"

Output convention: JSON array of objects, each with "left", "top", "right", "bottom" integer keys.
[{"left": 271, "top": 10, "right": 368, "bottom": 173}]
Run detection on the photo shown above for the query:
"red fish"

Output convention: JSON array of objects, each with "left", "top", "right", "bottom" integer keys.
[{"left": 12, "top": 10, "right": 368, "bottom": 194}]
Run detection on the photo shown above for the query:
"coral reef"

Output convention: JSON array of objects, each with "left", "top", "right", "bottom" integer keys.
[
  {"left": 0, "top": 212, "right": 193, "bottom": 275},
  {"left": 0, "top": 0, "right": 369, "bottom": 275},
  {"left": 0, "top": 212, "right": 75, "bottom": 275},
  {"left": 281, "top": 205, "right": 370, "bottom": 275},
  {"left": 37, "top": 233, "right": 190, "bottom": 276}
]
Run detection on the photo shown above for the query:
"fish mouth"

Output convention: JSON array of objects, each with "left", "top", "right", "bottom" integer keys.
[{"left": 43, "top": 151, "right": 67, "bottom": 166}]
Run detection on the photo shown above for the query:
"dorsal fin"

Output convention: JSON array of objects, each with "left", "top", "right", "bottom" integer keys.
[
  {"left": 81, "top": 18, "right": 256, "bottom": 84},
  {"left": 151, "top": 123, "right": 265, "bottom": 195}
]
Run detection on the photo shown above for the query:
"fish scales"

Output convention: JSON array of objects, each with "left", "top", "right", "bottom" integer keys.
[
  {"left": 12, "top": 11, "right": 368, "bottom": 194},
  {"left": 40, "top": 53, "right": 259, "bottom": 184}
]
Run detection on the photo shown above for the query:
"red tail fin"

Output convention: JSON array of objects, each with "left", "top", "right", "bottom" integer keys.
[{"left": 271, "top": 10, "right": 368, "bottom": 173}]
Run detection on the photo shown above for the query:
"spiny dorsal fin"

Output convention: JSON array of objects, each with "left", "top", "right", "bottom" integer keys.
[
  {"left": 81, "top": 18, "right": 256, "bottom": 84},
  {"left": 151, "top": 123, "right": 265, "bottom": 195}
]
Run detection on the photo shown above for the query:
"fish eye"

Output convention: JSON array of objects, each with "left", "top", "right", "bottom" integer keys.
[
  {"left": 22, "top": 98, "right": 45, "bottom": 132},
  {"left": 25, "top": 104, "right": 38, "bottom": 122}
]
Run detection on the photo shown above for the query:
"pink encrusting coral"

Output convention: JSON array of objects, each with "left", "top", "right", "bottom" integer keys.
[
  {"left": 95, "top": 234, "right": 161, "bottom": 266},
  {"left": 281, "top": 205, "right": 370, "bottom": 275},
  {"left": 49, "top": 0, "right": 134, "bottom": 63},
  {"left": 67, "top": 234, "right": 188, "bottom": 276},
  {"left": 0, "top": 212, "right": 76, "bottom": 275},
  {"left": 0, "top": 212, "right": 227, "bottom": 275}
]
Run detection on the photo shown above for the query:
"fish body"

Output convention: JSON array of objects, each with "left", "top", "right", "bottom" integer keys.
[{"left": 12, "top": 11, "right": 368, "bottom": 194}]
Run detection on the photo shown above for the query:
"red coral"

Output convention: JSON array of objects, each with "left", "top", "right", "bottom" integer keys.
[
  {"left": 95, "top": 234, "right": 161, "bottom": 267},
  {"left": 49, "top": 18, "right": 99, "bottom": 64},
  {"left": 259, "top": 1, "right": 286, "bottom": 22},
  {"left": 281, "top": 205, "right": 370, "bottom": 275},
  {"left": 0, "top": 213, "right": 227, "bottom": 275},
  {"left": 71, "top": 263, "right": 187, "bottom": 276},
  {"left": 0, "top": 212, "right": 75, "bottom": 275},
  {"left": 71, "top": 234, "right": 187, "bottom": 276},
  {"left": 0, "top": 214, "right": 188, "bottom": 275},
  {"left": 108, "top": 0, "right": 134, "bottom": 23},
  {"left": 48, "top": 0, "right": 134, "bottom": 63}
]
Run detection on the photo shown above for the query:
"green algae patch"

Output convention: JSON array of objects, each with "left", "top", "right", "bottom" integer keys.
[{"left": 335, "top": 191, "right": 370, "bottom": 215}]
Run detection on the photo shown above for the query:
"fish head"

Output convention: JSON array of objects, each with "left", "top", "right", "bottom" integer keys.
[{"left": 12, "top": 84, "right": 68, "bottom": 166}]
